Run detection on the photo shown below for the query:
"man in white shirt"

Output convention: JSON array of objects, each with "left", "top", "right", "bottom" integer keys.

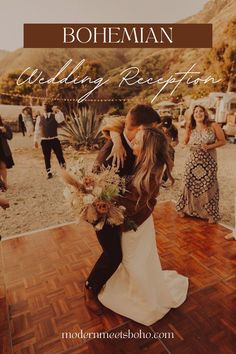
[
  {"left": 34, "top": 103, "right": 66, "bottom": 179},
  {"left": 52, "top": 105, "right": 65, "bottom": 122}
]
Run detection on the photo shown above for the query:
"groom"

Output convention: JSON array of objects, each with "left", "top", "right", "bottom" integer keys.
[{"left": 85, "top": 104, "right": 161, "bottom": 313}]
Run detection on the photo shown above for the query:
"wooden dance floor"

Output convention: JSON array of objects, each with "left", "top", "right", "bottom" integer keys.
[{"left": 1, "top": 201, "right": 235, "bottom": 353}]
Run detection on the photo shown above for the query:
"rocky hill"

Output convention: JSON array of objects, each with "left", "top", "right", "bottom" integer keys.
[
  {"left": 0, "top": 48, "right": 128, "bottom": 76},
  {"left": 0, "top": 0, "right": 235, "bottom": 107},
  {"left": 106, "top": 0, "right": 236, "bottom": 105}
]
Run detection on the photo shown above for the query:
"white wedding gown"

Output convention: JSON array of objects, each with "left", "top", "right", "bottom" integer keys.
[{"left": 98, "top": 215, "right": 188, "bottom": 326}]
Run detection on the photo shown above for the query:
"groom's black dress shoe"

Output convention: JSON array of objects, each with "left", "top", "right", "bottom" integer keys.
[{"left": 84, "top": 286, "right": 103, "bottom": 315}]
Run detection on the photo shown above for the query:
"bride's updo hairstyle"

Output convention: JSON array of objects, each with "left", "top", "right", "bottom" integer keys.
[{"left": 132, "top": 127, "right": 174, "bottom": 205}]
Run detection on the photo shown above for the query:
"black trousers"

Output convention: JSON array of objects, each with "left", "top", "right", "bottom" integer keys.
[
  {"left": 86, "top": 224, "right": 122, "bottom": 295},
  {"left": 19, "top": 121, "right": 26, "bottom": 136},
  {"left": 41, "top": 138, "right": 65, "bottom": 173},
  {"left": 162, "top": 147, "right": 175, "bottom": 182}
]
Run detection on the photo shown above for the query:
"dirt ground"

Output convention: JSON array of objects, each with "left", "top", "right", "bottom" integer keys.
[{"left": 1, "top": 130, "right": 235, "bottom": 238}]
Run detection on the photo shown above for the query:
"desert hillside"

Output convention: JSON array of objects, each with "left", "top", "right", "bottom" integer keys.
[
  {"left": 106, "top": 0, "right": 236, "bottom": 103},
  {"left": 0, "top": 0, "right": 235, "bottom": 107}
]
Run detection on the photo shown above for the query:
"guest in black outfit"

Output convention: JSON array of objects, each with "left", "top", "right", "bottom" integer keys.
[
  {"left": 0, "top": 116, "right": 14, "bottom": 191},
  {"left": 161, "top": 115, "right": 179, "bottom": 183},
  {"left": 18, "top": 108, "right": 27, "bottom": 136},
  {"left": 84, "top": 104, "right": 162, "bottom": 313},
  {"left": 34, "top": 103, "right": 66, "bottom": 179}
]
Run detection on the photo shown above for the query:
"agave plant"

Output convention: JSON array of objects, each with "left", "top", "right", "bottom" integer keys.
[{"left": 61, "top": 107, "right": 105, "bottom": 150}]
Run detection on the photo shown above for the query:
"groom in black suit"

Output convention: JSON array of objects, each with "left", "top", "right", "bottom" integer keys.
[{"left": 84, "top": 104, "right": 161, "bottom": 313}]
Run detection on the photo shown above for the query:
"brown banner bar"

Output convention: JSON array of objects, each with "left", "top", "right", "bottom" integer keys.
[{"left": 24, "top": 24, "right": 212, "bottom": 48}]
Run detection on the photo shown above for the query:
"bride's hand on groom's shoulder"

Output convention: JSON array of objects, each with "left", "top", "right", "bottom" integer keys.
[{"left": 106, "top": 140, "right": 127, "bottom": 169}]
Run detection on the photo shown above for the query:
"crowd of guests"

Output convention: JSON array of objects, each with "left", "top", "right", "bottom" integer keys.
[
  {"left": 0, "top": 103, "right": 227, "bottom": 226},
  {"left": 0, "top": 102, "right": 231, "bottom": 326},
  {"left": 0, "top": 103, "right": 67, "bottom": 210}
]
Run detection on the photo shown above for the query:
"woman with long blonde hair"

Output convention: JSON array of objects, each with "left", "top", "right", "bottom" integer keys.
[
  {"left": 120, "top": 127, "right": 174, "bottom": 225},
  {"left": 132, "top": 127, "right": 174, "bottom": 199},
  {"left": 97, "top": 127, "right": 188, "bottom": 326}
]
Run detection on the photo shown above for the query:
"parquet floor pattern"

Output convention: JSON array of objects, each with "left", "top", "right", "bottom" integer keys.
[{"left": 0, "top": 201, "right": 235, "bottom": 354}]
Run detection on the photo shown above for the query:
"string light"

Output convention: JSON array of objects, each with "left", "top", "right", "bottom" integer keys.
[
  {"left": 0, "top": 92, "right": 135, "bottom": 103},
  {"left": 0, "top": 91, "right": 189, "bottom": 104}
]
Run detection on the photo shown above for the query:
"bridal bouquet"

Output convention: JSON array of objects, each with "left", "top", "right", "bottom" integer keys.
[{"left": 62, "top": 158, "right": 126, "bottom": 231}]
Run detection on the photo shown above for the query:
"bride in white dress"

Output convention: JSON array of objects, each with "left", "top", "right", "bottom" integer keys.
[{"left": 98, "top": 128, "right": 188, "bottom": 326}]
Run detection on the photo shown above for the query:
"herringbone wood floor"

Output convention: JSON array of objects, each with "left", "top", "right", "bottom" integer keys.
[{"left": 0, "top": 201, "right": 235, "bottom": 354}]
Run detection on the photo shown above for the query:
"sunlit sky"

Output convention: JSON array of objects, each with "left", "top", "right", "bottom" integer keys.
[{"left": 0, "top": 0, "right": 208, "bottom": 51}]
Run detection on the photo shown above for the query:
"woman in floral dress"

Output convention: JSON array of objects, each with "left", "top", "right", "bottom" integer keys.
[{"left": 176, "top": 105, "right": 226, "bottom": 223}]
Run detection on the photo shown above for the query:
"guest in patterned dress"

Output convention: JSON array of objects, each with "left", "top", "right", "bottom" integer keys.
[{"left": 176, "top": 105, "right": 226, "bottom": 223}]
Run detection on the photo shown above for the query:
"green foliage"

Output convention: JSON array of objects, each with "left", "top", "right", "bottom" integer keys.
[
  {"left": 0, "top": 72, "right": 33, "bottom": 104},
  {"left": 45, "top": 60, "right": 106, "bottom": 111},
  {"left": 100, "top": 184, "right": 120, "bottom": 201},
  {"left": 61, "top": 107, "right": 105, "bottom": 150},
  {"left": 0, "top": 59, "right": 106, "bottom": 107},
  {"left": 203, "top": 18, "right": 236, "bottom": 92}
]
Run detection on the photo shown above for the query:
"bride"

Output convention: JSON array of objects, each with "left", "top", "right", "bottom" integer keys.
[{"left": 98, "top": 127, "right": 188, "bottom": 326}]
